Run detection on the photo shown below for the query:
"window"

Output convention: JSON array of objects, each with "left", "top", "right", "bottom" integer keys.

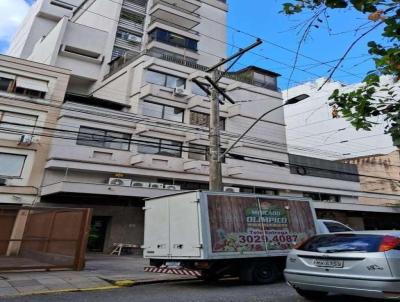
[
  {"left": 192, "top": 82, "right": 209, "bottom": 97},
  {"left": 0, "top": 111, "right": 38, "bottom": 134},
  {"left": 138, "top": 138, "right": 182, "bottom": 157},
  {"left": 304, "top": 192, "right": 340, "bottom": 203},
  {"left": 116, "top": 28, "right": 142, "bottom": 44},
  {"left": 188, "top": 143, "right": 208, "bottom": 161},
  {"left": 0, "top": 77, "right": 14, "bottom": 92},
  {"left": 149, "top": 28, "right": 198, "bottom": 51},
  {"left": 77, "top": 126, "right": 130, "bottom": 150},
  {"left": 145, "top": 70, "right": 185, "bottom": 89},
  {"left": 298, "top": 234, "right": 384, "bottom": 253},
  {"left": 0, "top": 74, "right": 47, "bottom": 98},
  {"left": 189, "top": 111, "right": 225, "bottom": 130},
  {"left": 141, "top": 101, "right": 184, "bottom": 122},
  {"left": 0, "top": 153, "right": 26, "bottom": 177},
  {"left": 323, "top": 221, "right": 353, "bottom": 233},
  {"left": 120, "top": 10, "right": 145, "bottom": 26},
  {"left": 188, "top": 143, "right": 226, "bottom": 163}
]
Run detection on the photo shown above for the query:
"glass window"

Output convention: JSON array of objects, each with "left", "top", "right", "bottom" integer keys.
[
  {"left": 137, "top": 137, "right": 159, "bottom": 155},
  {"left": 141, "top": 101, "right": 184, "bottom": 122},
  {"left": 0, "top": 78, "right": 13, "bottom": 92},
  {"left": 145, "top": 70, "right": 166, "bottom": 86},
  {"left": 0, "top": 153, "right": 26, "bottom": 177},
  {"left": 0, "top": 111, "right": 38, "bottom": 134},
  {"left": 159, "top": 140, "right": 182, "bottom": 157},
  {"left": 324, "top": 222, "right": 352, "bottom": 233},
  {"left": 77, "top": 126, "right": 130, "bottom": 150},
  {"left": 188, "top": 143, "right": 208, "bottom": 161},
  {"left": 138, "top": 138, "right": 182, "bottom": 157},
  {"left": 190, "top": 111, "right": 225, "bottom": 130},
  {"left": 142, "top": 101, "right": 163, "bottom": 119},
  {"left": 166, "top": 75, "right": 185, "bottom": 89},
  {"left": 192, "top": 82, "right": 209, "bottom": 97},
  {"left": 298, "top": 234, "right": 383, "bottom": 253},
  {"left": 15, "top": 87, "right": 45, "bottom": 98},
  {"left": 145, "top": 70, "right": 185, "bottom": 89}
]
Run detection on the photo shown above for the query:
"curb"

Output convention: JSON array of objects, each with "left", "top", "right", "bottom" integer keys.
[
  {"left": 104, "top": 277, "right": 198, "bottom": 287},
  {"left": 3, "top": 277, "right": 198, "bottom": 298},
  {"left": 15, "top": 285, "right": 120, "bottom": 298}
]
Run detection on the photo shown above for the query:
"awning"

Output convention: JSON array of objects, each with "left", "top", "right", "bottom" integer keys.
[
  {"left": 16, "top": 77, "right": 48, "bottom": 92},
  {"left": 0, "top": 72, "right": 16, "bottom": 80}
]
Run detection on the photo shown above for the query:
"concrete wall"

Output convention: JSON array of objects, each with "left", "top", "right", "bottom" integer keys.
[
  {"left": 284, "top": 77, "right": 396, "bottom": 160},
  {"left": 0, "top": 55, "right": 70, "bottom": 205}
]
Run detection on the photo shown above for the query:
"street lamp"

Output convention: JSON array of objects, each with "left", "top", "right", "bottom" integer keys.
[{"left": 219, "top": 94, "right": 309, "bottom": 161}]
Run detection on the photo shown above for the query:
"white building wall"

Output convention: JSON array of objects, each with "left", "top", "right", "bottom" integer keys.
[{"left": 284, "top": 78, "right": 397, "bottom": 160}]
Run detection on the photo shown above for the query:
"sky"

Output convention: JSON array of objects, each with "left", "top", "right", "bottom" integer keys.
[{"left": 0, "top": 0, "right": 384, "bottom": 89}]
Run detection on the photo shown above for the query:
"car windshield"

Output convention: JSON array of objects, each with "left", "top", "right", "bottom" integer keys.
[
  {"left": 298, "top": 234, "right": 383, "bottom": 253},
  {"left": 324, "top": 221, "right": 352, "bottom": 233}
]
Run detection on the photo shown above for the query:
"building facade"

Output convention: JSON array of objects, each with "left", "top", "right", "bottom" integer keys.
[
  {"left": 0, "top": 54, "right": 70, "bottom": 204},
  {"left": 6, "top": 0, "right": 400, "bottom": 252}
]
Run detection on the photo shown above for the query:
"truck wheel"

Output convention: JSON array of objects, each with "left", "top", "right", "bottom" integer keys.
[
  {"left": 240, "top": 261, "right": 278, "bottom": 284},
  {"left": 198, "top": 270, "right": 219, "bottom": 283},
  {"left": 295, "top": 289, "right": 328, "bottom": 300}
]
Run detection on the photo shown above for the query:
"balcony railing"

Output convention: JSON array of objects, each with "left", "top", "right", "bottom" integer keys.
[
  {"left": 114, "top": 37, "right": 142, "bottom": 52},
  {"left": 148, "top": 18, "right": 199, "bottom": 36},
  {"left": 106, "top": 50, "right": 279, "bottom": 91},
  {"left": 123, "top": 0, "right": 147, "bottom": 14},
  {"left": 119, "top": 18, "right": 144, "bottom": 32}
]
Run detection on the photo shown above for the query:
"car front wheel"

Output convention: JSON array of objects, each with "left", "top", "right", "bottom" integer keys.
[{"left": 295, "top": 288, "right": 328, "bottom": 300}]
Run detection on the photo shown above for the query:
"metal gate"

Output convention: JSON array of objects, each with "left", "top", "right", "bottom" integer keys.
[{"left": 0, "top": 206, "right": 92, "bottom": 271}]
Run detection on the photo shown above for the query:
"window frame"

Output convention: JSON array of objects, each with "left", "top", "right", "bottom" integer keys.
[
  {"left": 141, "top": 101, "right": 184, "bottom": 123},
  {"left": 145, "top": 69, "right": 186, "bottom": 89},
  {"left": 0, "top": 152, "right": 27, "bottom": 178},
  {"left": 138, "top": 138, "right": 183, "bottom": 158},
  {"left": 189, "top": 111, "right": 226, "bottom": 131},
  {"left": 76, "top": 126, "right": 131, "bottom": 151}
]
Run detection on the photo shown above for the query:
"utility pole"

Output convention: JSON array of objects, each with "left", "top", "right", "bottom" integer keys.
[
  {"left": 205, "top": 39, "right": 263, "bottom": 191},
  {"left": 209, "top": 69, "right": 223, "bottom": 191}
]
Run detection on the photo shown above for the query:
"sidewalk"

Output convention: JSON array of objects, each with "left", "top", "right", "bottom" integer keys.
[{"left": 0, "top": 254, "right": 193, "bottom": 297}]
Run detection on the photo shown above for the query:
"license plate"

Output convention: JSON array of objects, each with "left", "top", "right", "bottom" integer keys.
[
  {"left": 165, "top": 261, "right": 181, "bottom": 268},
  {"left": 312, "top": 259, "right": 344, "bottom": 268}
]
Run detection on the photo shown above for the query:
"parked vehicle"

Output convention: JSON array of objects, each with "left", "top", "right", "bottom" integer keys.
[
  {"left": 285, "top": 231, "right": 400, "bottom": 300},
  {"left": 316, "top": 219, "right": 353, "bottom": 234},
  {"left": 143, "top": 191, "right": 319, "bottom": 284}
]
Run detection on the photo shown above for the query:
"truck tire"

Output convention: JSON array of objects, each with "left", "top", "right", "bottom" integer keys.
[
  {"left": 240, "top": 261, "right": 278, "bottom": 284},
  {"left": 198, "top": 270, "right": 219, "bottom": 283}
]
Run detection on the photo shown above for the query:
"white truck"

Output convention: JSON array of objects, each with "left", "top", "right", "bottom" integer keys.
[{"left": 143, "top": 191, "right": 319, "bottom": 284}]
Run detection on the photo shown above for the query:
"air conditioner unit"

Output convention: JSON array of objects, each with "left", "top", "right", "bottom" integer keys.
[
  {"left": 108, "top": 178, "right": 132, "bottom": 187},
  {"left": 173, "top": 86, "right": 190, "bottom": 97},
  {"left": 223, "top": 186, "right": 240, "bottom": 193},
  {"left": 18, "top": 134, "right": 33, "bottom": 146},
  {"left": 164, "top": 184, "right": 181, "bottom": 190},
  {"left": 127, "top": 34, "right": 142, "bottom": 43},
  {"left": 131, "top": 181, "right": 150, "bottom": 188},
  {"left": 149, "top": 183, "right": 164, "bottom": 189},
  {"left": 0, "top": 178, "right": 7, "bottom": 186}
]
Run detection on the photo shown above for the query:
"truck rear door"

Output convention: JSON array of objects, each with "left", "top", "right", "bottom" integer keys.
[
  {"left": 143, "top": 199, "right": 170, "bottom": 257},
  {"left": 169, "top": 194, "right": 201, "bottom": 258}
]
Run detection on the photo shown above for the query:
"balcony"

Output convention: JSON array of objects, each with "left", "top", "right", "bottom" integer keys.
[
  {"left": 122, "top": 0, "right": 147, "bottom": 14},
  {"left": 114, "top": 37, "right": 142, "bottom": 53},
  {"left": 119, "top": 18, "right": 145, "bottom": 33},
  {"left": 139, "top": 83, "right": 192, "bottom": 104},
  {"left": 149, "top": 1, "right": 200, "bottom": 30},
  {"left": 152, "top": 0, "right": 201, "bottom": 13}
]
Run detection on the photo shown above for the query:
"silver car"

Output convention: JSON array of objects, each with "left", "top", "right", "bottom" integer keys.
[{"left": 284, "top": 231, "right": 400, "bottom": 300}]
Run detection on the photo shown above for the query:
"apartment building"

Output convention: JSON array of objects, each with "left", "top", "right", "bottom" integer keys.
[
  {"left": 0, "top": 54, "right": 70, "bottom": 204},
  {"left": 341, "top": 151, "right": 400, "bottom": 229},
  {"left": 284, "top": 77, "right": 397, "bottom": 160},
  {"left": 7, "top": 0, "right": 400, "bottom": 252}
]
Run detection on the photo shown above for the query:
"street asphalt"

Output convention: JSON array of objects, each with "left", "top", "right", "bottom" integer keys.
[{"left": 2, "top": 279, "right": 386, "bottom": 302}]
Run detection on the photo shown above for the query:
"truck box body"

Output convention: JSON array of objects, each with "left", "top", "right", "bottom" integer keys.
[{"left": 143, "top": 191, "right": 317, "bottom": 260}]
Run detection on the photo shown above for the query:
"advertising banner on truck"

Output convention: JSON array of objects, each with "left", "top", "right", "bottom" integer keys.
[{"left": 207, "top": 195, "right": 315, "bottom": 253}]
